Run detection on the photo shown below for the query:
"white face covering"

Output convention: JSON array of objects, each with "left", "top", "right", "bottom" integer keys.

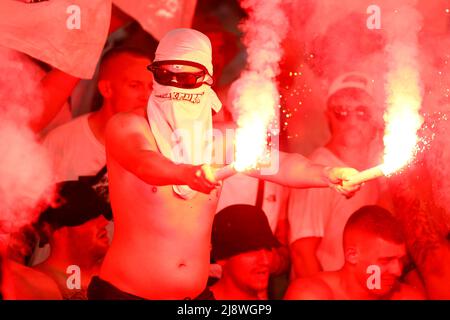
[
  {"left": 147, "top": 82, "right": 222, "bottom": 199},
  {"left": 147, "top": 28, "right": 222, "bottom": 199}
]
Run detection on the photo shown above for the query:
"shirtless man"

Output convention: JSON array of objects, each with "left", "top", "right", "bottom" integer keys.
[
  {"left": 285, "top": 205, "right": 425, "bottom": 300},
  {"left": 87, "top": 28, "right": 361, "bottom": 300}
]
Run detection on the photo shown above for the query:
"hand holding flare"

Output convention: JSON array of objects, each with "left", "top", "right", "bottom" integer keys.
[
  {"left": 213, "top": 164, "right": 237, "bottom": 182},
  {"left": 324, "top": 167, "right": 361, "bottom": 198},
  {"left": 344, "top": 164, "right": 387, "bottom": 188}
]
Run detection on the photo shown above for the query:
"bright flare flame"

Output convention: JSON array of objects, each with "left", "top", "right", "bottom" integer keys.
[
  {"left": 380, "top": 6, "right": 424, "bottom": 176},
  {"left": 382, "top": 69, "right": 423, "bottom": 174},
  {"left": 232, "top": 75, "right": 277, "bottom": 171},
  {"left": 235, "top": 121, "right": 268, "bottom": 171},
  {"left": 230, "top": 0, "right": 288, "bottom": 172}
]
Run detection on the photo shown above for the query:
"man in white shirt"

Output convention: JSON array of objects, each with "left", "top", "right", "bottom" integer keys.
[
  {"left": 289, "top": 72, "right": 383, "bottom": 278},
  {"left": 31, "top": 48, "right": 153, "bottom": 265},
  {"left": 42, "top": 47, "right": 153, "bottom": 182}
]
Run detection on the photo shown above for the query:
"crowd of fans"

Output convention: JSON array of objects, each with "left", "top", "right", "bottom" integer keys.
[{"left": 0, "top": 2, "right": 449, "bottom": 300}]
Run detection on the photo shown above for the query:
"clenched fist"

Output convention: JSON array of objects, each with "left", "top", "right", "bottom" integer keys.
[{"left": 324, "top": 167, "right": 362, "bottom": 198}]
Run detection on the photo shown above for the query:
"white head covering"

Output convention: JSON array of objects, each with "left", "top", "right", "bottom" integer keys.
[
  {"left": 148, "top": 28, "right": 221, "bottom": 200},
  {"left": 154, "top": 28, "right": 214, "bottom": 76}
]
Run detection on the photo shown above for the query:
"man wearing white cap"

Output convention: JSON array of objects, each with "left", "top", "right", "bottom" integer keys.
[
  {"left": 89, "top": 29, "right": 362, "bottom": 300},
  {"left": 289, "top": 72, "right": 384, "bottom": 280}
]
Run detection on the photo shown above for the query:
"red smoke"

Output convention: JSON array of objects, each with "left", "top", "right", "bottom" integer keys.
[
  {"left": 281, "top": 0, "right": 450, "bottom": 228},
  {"left": 0, "top": 47, "right": 55, "bottom": 238}
]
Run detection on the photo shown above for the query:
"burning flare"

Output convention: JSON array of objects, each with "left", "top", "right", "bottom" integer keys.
[
  {"left": 228, "top": 0, "right": 288, "bottom": 173},
  {"left": 382, "top": 6, "right": 424, "bottom": 175},
  {"left": 232, "top": 75, "right": 277, "bottom": 171},
  {"left": 348, "top": 5, "right": 424, "bottom": 185}
]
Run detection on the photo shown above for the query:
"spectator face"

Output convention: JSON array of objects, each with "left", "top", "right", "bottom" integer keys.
[
  {"left": 101, "top": 54, "right": 153, "bottom": 113},
  {"left": 326, "top": 88, "right": 378, "bottom": 148},
  {"left": 352, "top": 236, "right": 406, "bottom": 297},
  {"left": 222, "top": 248, "right": 273, "bottom": 294},
  {"left": 66, "top": 215, "right": 110, "bottom": 261}
]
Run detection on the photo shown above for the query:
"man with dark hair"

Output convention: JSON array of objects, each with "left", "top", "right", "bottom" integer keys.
[
  {"left": 209, "top": 205, "right": 279, "bottom": 300},
  {"left": 285, "top": 205, "right": 425, "bottom": 300},
  {"left": 42, "top": 46, "right": 153, "bottom": 182},
  {"left": 33, "top": 180, "right": 112, "bottom": 300}
]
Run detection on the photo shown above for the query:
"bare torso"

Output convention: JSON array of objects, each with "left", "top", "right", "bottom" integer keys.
[
  {"left": 298, "top": 271, "right": 424, "bottom": 300},
  {"left": 100, "top": 112, "right": 222, "bottom": 299}
]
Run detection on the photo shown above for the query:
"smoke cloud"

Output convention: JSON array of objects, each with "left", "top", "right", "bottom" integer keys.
[
  {"left": 229, "top": 0, "right": 289, "bottom": 170},
  {"left": 382, "top": 5, "right": 424, "bottom": 174},
  {"left": 0, "top": 47, "right": 54, "bottom": 239},
  {"left": 281, "top": 0, "right": 449, "bottom": 229}
]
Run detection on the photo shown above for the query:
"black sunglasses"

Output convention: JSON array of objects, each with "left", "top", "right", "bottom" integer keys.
[{"left": 147, "top": 60, "right": 213, "bottom": 89}]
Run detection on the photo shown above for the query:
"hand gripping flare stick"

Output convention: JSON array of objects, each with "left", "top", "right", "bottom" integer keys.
[
  {"left": 214, "top": 164, "right": 237, "bottom": 181},
  {"left": 345, "top": 164, "right": 388, "bottom": 187}
]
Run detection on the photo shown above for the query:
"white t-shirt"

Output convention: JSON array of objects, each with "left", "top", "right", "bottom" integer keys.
[
  {"left": 216, "top": 173, "right": 289, "bottom": 233},
  {"left": 42, "top": 113, "right": 105, "bottom": 182},
  {"left": 288, "top": 147, "right": 379, "bottom": 273}
]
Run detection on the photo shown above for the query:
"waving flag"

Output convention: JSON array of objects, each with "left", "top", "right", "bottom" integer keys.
[
  {"left": 113, "top": 0, "right": 197, "bottom": 40},
  {"left": 0, "top": 0, "right": 111, "bottom": 79}
]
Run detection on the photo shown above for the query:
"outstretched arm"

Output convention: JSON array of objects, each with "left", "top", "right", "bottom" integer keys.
[
  {"left": 249, "top": 150, "right": 360, "bottom": 197},
  {"left": 105, "top": 112, "right": 218, "bottom": 194}
]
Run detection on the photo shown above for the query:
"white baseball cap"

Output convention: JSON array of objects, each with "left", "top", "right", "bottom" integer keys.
[{"left": 327, "top": 72, "right": 374, "bottom": 100}]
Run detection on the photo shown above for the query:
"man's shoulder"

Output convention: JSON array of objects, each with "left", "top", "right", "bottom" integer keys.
[
  {"left": 109, "top": 108, "right": 148, "bottom": 127},
  {"left": 105, "top": 108, "right": 155, "bottom": 147},
  {"left": 46, "top": 113, "right": 89, "bottom": 135},
  {"left": 285, "top": 274, "right": 334, "bottom": 300}
]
